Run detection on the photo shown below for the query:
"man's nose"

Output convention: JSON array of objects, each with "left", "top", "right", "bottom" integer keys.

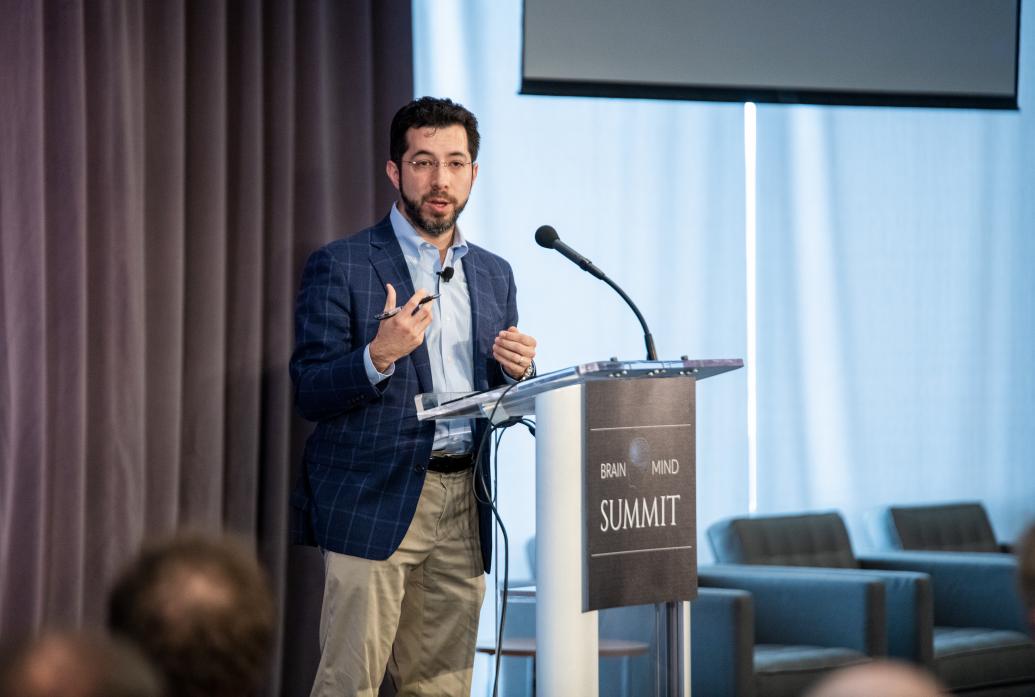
[{"left": 429, "top": 163, "right": 449, "bottom": 187}]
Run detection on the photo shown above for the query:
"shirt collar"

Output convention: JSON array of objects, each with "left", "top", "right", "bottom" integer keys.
[{"left": 389, "top": 203, "right": 469, "bottom": 270}]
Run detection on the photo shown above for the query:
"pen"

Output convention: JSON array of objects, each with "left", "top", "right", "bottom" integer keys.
[{"left": 374, "top": 293, "right": 440, "bottom": 321}]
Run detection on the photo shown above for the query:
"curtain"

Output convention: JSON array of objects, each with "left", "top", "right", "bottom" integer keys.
[
  {"left": 0, "top": 1, "right": 412, "bottom": 694},
  {"left": 754, "top": 106, "right": 1035, "bottom": 544}
]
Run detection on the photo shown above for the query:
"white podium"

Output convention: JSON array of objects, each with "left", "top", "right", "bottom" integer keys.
[{"left": 416, "top": 358, "right": 742, "bottom": 697}]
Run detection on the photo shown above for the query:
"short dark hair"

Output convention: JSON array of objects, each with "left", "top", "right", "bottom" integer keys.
[
  {"left": 0, "top": 631, "right": 164, "bottom": 697},
  {"left": 108, "top": 534, "right": 276, "bottom": 697},
  {"left": 389, "top": 96, "right": 480, "bottom": 164}
]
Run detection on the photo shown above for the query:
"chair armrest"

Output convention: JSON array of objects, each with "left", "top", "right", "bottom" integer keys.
[
  {"left": 700, "top": 565, "right": 887, "bottom": 656},
  {"left": 807, "top": 566, "right": 933, "bottom": 665},
  {"left": 691, "top": 588, "right": 754, "bottom": 697},
  {"left": 859, "top": 551, "right": 1026, "bottom": 632}
]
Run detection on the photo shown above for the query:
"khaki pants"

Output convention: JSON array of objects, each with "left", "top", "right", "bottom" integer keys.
[{"left": 310, "top": 470, "right": 486, "bottom": 697}]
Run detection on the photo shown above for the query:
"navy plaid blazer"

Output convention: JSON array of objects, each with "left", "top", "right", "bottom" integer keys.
[{"left": 290, "top": 214, "right": 517, "bottom": 571}]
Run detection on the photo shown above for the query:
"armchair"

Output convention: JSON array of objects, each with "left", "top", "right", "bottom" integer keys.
[
  {"left": 708, "top": 511, "right": 1035, "bottom": 696},
  {"left": 870, "top": 501, "right": 1012, "bottom": 553},
  {"left": 693, "top": 566, "right": 886, "bottom": 697}
]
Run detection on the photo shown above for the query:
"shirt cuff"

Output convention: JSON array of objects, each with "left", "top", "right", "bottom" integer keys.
[{"left": 364, "top": 345, "right": 395, "bottom": 385}]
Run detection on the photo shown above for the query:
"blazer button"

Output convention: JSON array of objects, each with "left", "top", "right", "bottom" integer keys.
[{"left": 414, "top": 464, "right": 426, "bottom": 473}]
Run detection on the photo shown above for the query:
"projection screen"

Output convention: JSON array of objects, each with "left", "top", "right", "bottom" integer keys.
[{"left": 521, "top": 0, "right": 1021, "bottom": 109}]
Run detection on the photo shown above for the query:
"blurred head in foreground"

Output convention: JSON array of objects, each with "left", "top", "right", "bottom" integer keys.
[
  {"left": 108, "top": 533, "right": 276, "bottom": 697},
  {"left": 805, "top": 660, "right": 945, "bottom": 697},
  {"left": 1019, "top": 523, "right": 1035, "bottom": 634},
  {"left": 0, "top": 631, "right": 163, "bottom": 697}
]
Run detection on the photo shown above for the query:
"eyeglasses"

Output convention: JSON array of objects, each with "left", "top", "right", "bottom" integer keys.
[{"left": 403, "top": 159, "right": 473, "bottom": 174}]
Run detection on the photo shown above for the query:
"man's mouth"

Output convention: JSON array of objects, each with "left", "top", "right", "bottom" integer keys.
[{"left": 425, "top": 197, "right": 453, "bottom": 213}]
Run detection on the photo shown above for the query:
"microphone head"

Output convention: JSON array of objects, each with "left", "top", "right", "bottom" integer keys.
[
  {"left": 535, "top": 225, "right": 559, "bottom": 249},
  {"left": 438, "top": 266, "right": 455, "bottom": 282}
]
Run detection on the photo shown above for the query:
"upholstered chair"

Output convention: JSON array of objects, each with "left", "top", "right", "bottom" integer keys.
[{"left": 709, "top": 511, "right": 1035, "bottom": 696}]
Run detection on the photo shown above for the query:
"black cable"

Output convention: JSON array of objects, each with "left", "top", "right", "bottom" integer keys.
[
  {"left": 474, "top": 426, "right": 509, "bottom": 697},
  {"left": 478, "top": 425, "right": 518, "bottom": 697},
  {"left": 479, "top": 418, "right": 537, "bottom": 697},
  {"left": 483, "top": 417, "right": 537, "bottom": 697},
  {"left": 467, "top": 378, "right": 535, "bottom": 697},
  {"left": 491, "top": 426, "right": 502, "bottom": 691},
  {"left": 491, "top": 428, "right": 507, "bottom": 695}
]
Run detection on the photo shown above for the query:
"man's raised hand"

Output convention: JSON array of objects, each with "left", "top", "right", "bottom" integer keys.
[{"left": 368, "top": 283, "right": 433, "bottom": 372}]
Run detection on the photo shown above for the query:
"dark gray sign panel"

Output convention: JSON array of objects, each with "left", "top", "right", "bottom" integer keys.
[
  {"left": 522, "top": 0, "right": 1021, "bottom": 109},
  {"left": 584, "top": 377, "right": 697, "bottom": 611}
]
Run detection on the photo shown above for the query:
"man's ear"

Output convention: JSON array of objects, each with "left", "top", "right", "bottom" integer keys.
[{"left": 386, "top": 159, "right": 401, "bottom": 190}]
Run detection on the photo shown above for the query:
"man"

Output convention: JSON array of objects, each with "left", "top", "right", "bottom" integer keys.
[
  {"left": 290, "top": 96, "right": 538, "bottom": 697},
  {"left": 0, "top": 631, "right": 163, "bottom": 697},
  {"left": 107, "top": 533, "right": 276, "bottom": 697},
  {"left": 804, "top": 660, "right": 945, "bottom": 697}
]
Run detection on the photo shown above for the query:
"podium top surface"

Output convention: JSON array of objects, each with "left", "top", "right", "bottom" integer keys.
[{"left": 415, "top": 357, "right": 743, "bottom": 421}]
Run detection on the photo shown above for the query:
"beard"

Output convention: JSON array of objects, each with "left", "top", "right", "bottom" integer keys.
[{"left": 401, "top": 188, "right": 468, "bottom": 237}]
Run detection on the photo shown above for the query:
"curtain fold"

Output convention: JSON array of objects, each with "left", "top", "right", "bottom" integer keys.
[{"left": 0, "top": 1, "right": 413, "bottom": 694}]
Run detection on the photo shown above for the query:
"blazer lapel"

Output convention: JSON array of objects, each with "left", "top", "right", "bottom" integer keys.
[{"left": 368, "top": 218, "right": 433, "bottom": 394}]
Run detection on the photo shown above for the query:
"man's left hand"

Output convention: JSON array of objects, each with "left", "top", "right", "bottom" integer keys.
[{"left": 493, "top": 326, "right": 538, "bottom": 380}]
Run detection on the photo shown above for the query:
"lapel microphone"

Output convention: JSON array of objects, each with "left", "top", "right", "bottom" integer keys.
[{"left": 437, "top": 266, "right": 455, "bottom": 282}]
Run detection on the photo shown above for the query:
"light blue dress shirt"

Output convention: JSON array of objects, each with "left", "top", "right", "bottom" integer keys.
[{"left": 363, "top": 204, "right": 475, "bottom": 453}]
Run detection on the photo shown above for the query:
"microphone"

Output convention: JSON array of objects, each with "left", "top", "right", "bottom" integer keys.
[
  {"left": 534, "top": 225, "right": 657, "bottom": 360},
  {"left": 437, "top": 266, "right": 455, "bottom": 282},
  {"left": 534, "top": 226, "right": 605, "bottom": 280}
]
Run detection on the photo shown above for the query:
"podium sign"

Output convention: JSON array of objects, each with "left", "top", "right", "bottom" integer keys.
[{"left": 584, "top": 377, "right": 697, "bottom": 611}]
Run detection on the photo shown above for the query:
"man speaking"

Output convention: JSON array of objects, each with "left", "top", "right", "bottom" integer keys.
[{"left": 291, "top": 97, "right": 538, "bottom": 697}]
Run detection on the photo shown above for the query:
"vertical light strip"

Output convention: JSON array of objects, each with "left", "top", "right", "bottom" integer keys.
[{"left": 744, "top": 102, "right": 758, "bottom": 513}]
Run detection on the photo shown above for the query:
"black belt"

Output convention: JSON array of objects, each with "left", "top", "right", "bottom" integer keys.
[{"left": 427, "top": 452, "right": 474, "bottom": 473}]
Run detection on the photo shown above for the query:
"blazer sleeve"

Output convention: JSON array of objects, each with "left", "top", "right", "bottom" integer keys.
[
  {"left": 488, "top": 262, "right": 522, "bottom": 389},
  {"left": 290, "top": 246, "right": 387, "bottom": 422}
]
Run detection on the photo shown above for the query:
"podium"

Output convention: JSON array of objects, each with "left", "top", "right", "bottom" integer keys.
[{"left": 416, "top": 358, "right": 742, "bottom": 697}]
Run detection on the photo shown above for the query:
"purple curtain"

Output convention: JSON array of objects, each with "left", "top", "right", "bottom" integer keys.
[{"left": 0, "top": 1, "right": 412, "bottom": 693}]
